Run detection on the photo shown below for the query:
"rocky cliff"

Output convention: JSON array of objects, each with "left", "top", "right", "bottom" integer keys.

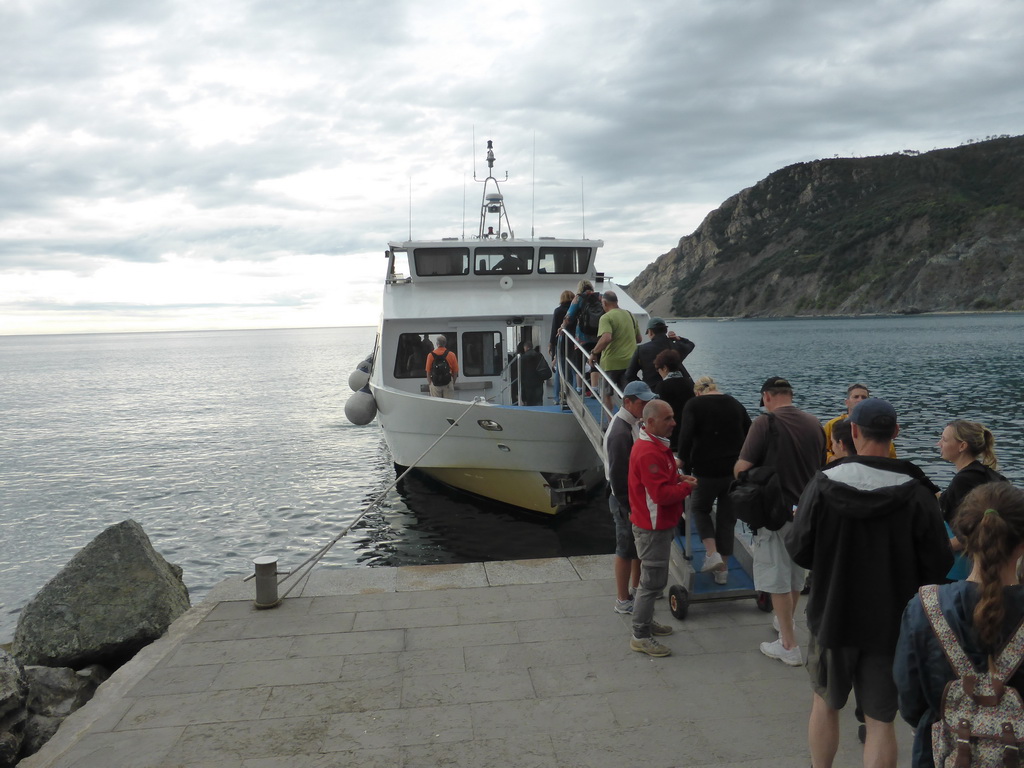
[{"left": 626, "top": 136, "right": 1024, "bottom": 317}]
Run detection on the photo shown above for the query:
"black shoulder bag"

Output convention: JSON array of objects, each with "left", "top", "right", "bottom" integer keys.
[{"left": 729, "top": 414, "right": 791, "bottom": 532}]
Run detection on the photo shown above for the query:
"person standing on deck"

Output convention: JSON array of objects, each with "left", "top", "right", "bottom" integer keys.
[{"left": 426, "top": 335, "right": 458, "bottom": 398}]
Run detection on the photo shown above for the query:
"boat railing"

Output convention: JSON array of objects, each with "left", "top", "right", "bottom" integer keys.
[
  {"left": 556, "top": 330, "right": 622, "bottom": 462},
  {"left": 486, "top": 351, "right": 523, "bottom": 405}
]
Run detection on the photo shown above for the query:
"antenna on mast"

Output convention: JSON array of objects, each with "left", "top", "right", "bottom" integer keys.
[
  {"left": 475, "top": 139, "right": 512, "bottom": 239},
  {"left": 408, "top": 176, "right": 412, "bottom": 240}
]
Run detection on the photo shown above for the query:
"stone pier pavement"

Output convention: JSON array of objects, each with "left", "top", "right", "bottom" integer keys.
[{"left": 20, "top": 556, "right": 913, "bottom": 768}]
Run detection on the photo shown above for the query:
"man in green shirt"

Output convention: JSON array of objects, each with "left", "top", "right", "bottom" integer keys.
[{"left": 588, "top": 291, "right": 641, "bottom": 405}]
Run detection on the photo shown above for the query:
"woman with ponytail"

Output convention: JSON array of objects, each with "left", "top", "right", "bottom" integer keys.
[
  {"left": 936, "top": 420, "right": 1006, "bottom": 580},
  {"left": 894, "top": 482, "right": 1024, "bottom": 768}
]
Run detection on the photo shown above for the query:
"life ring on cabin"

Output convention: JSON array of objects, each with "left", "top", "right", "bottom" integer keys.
[{"left": 499, "top": 276, "right": 514, "bottom": 290}]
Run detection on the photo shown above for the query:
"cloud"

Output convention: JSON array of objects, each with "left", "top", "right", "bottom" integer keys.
[{"left": 1, "top": 0, "right": 1023, "bottom": 333}]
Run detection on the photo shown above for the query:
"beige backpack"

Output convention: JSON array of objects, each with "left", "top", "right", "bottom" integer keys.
[{"left": 920, "top": 584, "right": 1024, "bottom": 768}]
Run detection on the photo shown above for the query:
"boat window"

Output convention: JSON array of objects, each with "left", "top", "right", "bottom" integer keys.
[
  {"left": 474, "top": 247, "right": 534, "bottom": 275},
  {"left": 461, "top": 331, "right": 503, "bottom": 377},
  {"left": 393, "top": 332, "right": 458, "bottom": 379},
  {"left": 413, "top": 248, "right": 470, "bottom": 276},
  {"left": 536, "top": 246, "right": 592, "bottom": 275}
]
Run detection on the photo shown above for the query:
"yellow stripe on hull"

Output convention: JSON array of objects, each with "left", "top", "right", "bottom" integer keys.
[{"left": 422, "top": 467, "right": 567, "bottom": 515}]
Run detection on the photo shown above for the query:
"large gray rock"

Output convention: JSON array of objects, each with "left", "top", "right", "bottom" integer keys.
[
  {"left": 11, "top": 520, "right": 190, "bottom": 668},
  {"left": 24, "top": 665, "right": 109, "bottom": 719},
  {"left": 19, "top": 665, "right": 110, "bottom": 757},
  {"left": 0, "top": 651, "right": 27, "bottom": 768}
]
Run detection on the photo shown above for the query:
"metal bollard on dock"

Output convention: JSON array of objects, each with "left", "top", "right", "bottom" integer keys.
[{"left": 252, "top": 555, "right": 282, "bottom": 609}]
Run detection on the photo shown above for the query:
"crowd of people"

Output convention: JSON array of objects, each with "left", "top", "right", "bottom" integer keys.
[{"left": 548, "top": 298, "right": 1022, "bottom": 768}]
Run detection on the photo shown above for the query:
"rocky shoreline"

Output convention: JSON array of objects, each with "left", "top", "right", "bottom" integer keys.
[
  {"left": 0, "top": 520, "right": 189, "bottom": 766},
  {"left": 625, "top": 137, "right": 1024, "bottom": 319},
  {"left": 660, "top": 309, "right": 1024, "bottom": 322}
]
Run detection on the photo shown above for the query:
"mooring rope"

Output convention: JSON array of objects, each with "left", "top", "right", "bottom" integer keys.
[{"left": 275, "top": 395, "right": 487, "bottom": 599}]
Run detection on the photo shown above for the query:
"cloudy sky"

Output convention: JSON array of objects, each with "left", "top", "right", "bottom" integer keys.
[{"left": 2, "top": 0, "right": 1022, "bottom": 335}]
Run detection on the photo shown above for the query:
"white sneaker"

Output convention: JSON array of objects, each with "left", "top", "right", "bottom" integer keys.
[
  {"left": 700, "top": 552, "right": 725, "bottom": 573},
  {"left": 772, "top": 614, "right": 797, "bottom": 634},
  {"left": 759, "top": 639, "right": 803, "bottom": 666},
  {"left": 713, "top": 570, "right": 728, "bottom": 585}
]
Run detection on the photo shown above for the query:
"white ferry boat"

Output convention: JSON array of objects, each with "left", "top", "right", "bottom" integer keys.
[{"left": 346, "top": 141, "right": 648, "bottom": 514}]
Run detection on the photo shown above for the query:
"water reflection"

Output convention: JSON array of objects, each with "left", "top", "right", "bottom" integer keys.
[{"left": 350, "top": 460, "right": 613, "bottom": 567}]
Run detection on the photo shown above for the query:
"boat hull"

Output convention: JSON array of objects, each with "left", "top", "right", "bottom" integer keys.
[
  {"left": 419, "top": 465, "right": 602, "bottom": 515},
  {"left": 372, "top": 386, "right": 602, "bottom": 514}
]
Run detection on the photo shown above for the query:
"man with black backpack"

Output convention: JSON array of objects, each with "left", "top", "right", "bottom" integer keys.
[
  {"left": 734, "top": 376, "right": 825, "bottom": 666},
  {"left": 561, "top": 280, "right": 603, "bottom": 395},
  {"left": 425, "top": 335, "right": 459, "bottom": 398}
]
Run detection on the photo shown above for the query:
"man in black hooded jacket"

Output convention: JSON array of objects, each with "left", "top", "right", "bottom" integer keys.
[{"left": 785, "top": 398, "right": 952, "bottom": 768}]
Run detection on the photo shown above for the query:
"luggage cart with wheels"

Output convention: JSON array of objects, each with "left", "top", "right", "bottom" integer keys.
[{"left": 666, "top": 497, "right": 772, "bottom": 620}]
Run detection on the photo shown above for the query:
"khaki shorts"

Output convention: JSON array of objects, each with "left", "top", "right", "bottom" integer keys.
[
  {"left": 751, "top": 522, "right": 805, "bottom": 594},
  {"left": 806, "top": 634, "right": 898, "bottom": 722}
]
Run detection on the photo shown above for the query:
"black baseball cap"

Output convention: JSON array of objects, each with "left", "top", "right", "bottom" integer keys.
[{"left": 759, "top": 376, "right": 791, "bottom": 406}]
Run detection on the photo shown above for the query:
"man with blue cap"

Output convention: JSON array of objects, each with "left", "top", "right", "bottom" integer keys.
[
  {"left": 604, "top": 380, "right": 658, "bottom": 615},
  {"left": 785, "top": 398, "right": 952, "bottom": 768}
]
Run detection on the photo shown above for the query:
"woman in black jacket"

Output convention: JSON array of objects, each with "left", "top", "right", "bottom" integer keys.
[
  {"left": 651, "top": 348, "right": 693, "bottom": 447},
  {"left": 549, "top": 289, "right": 574, "bottom": 401},
  {"left": 937, "top": 419, "right": 1006, "bottom": 580},
  {"left": 674, "top": 375, "right": 751, "bottom": 584}
]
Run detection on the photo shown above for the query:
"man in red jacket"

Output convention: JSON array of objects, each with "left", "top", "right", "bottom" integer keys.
[{"left": 628, "top": 398, "right": 697, "bottom": 657}]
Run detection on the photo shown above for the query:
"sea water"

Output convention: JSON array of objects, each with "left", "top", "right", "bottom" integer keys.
[{"left": 1, "top": 315, "right": 1022, "bottom": 642}]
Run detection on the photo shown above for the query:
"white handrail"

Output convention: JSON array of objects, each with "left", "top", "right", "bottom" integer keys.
[{"left": 556, "top": 329, "right": 623, "bottom": 428}]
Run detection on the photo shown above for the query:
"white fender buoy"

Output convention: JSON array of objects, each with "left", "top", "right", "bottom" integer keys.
[
  {"left": 348, "top": 363, "right": 371, "bottom": 392},
  {"left": 344, "top": 387, "right": 377, "bottom": 425}
]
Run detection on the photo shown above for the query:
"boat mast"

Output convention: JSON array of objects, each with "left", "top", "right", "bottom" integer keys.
[{"left": 475, "top": 140, "right": 513, "bottom": 240}]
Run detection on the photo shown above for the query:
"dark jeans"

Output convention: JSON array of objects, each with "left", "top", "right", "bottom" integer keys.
[{"left": 690, "top": 475, "right": 736, "bottom": 557}]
